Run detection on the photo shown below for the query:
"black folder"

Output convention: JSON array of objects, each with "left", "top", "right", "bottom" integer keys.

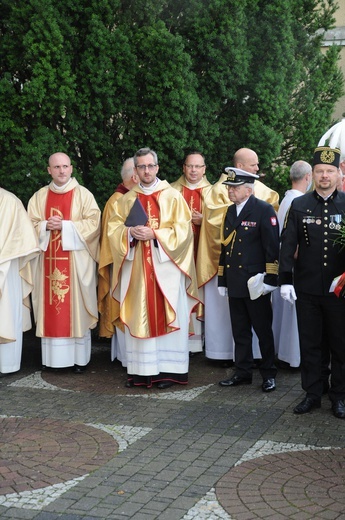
[{"left": 125, "top": 197, "right": 148, "bottom": 227}]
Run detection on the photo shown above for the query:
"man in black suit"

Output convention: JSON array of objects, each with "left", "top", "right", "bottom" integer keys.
[
  {"left": 218, "top": 167, "right": 279, "bottom": 392},
  {"left": 279, "top": 146, "right": 345, "bottom": 418}
]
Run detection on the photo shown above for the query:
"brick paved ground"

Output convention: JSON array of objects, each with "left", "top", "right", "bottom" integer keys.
[{"left": 0, "top": 331, "right": 344, "bottom": 519}]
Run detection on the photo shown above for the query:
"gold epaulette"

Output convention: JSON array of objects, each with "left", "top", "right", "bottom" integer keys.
[
  {"left": 218, "top": 266, "right": 224, "bottom": 276},
  {"left": 265, "top": 260, "right": 279, "bottom": 275}
]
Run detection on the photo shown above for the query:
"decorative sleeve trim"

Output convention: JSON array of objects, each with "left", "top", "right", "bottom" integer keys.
[{"left": 266, "top": 260, "right": 279, "bottom": 275}]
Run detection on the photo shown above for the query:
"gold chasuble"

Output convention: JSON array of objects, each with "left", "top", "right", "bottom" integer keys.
[
  {"left": 171, "top": 175, "right": 211, "bottom": 262},
  {"left": 108, "top": 181, "right": 200, "bottom": 340},
  {"left": 98, "top": 190, "right": 127, "bottom": 337},
  {"left": 44, "top": 189, "right": 73, "bottom": 337},
  {"left": 254, "top": 180, "right": 279, "bottom": 212},
  {"left": 0, "top": 188, "right": 39, "bottom": 345},
  {"left": 171, "top": 175, "right": 210, "bottom": 326}
]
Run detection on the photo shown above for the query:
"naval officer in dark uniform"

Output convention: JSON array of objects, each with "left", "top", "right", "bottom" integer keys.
[
  {"left": 218, "top": 167, "right": 279, "bottom": 392},
  {"left": 279, "top": 146, "right": 345, "bottom": 418}
]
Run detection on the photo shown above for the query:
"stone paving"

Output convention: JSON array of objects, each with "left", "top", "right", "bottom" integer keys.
[{"left": 0, "top": 332, "right": 344, "bottom": 519}]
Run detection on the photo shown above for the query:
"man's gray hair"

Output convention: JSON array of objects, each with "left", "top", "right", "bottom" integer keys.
[
  {"left": 134, "top": 147, "right": 158, "bottom": 166},
  {"left": 290, "top": 160, "right": 312, "bottom": 181},
  {"left": 121, "top": 157, "right": 134, "bottom": 181}
]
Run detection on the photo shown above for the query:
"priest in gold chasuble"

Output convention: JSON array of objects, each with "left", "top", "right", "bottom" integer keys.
[
  {"left": 98, "top": 157, "right": 138, "bottom": 366},
  {"left": 28, "top": 153, "right": 101, "bottom": 372},
  {"left": 108, "top": 148, "right": 200, "bottom": 389},
  {"left": 171, "top": 151, "right": 211, "bottom": 354},
  {"left": 0, "top": 188, "right": 39, "bottom": 374}
]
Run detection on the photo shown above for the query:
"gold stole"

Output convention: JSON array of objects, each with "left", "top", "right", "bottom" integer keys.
[
  {"left": 137, "top": 192, "right": 167, "bottom": 337},
  {"left": 44, "top": 189, "right": 73, "bottom": 337},
  {"left": 182, "top": 186, "right": 202, "bottom": 260}
]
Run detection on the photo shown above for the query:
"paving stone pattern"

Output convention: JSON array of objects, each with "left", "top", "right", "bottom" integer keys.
[{"left": 0, "top": 332, "right": 344, "bottom": 520}]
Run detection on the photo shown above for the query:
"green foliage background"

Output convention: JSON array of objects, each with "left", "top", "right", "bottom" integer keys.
[{"left": 0, "top": 0, "right": 343, "bottom": 208}]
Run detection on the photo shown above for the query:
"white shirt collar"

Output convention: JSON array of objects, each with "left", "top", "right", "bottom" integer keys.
[
  {"left": 235, "top": 197, "right": 250, "bottom": 215},
  {"left": 139, "top": 177, "right": 160, "bottom": 194},
  {"left": 185, "top": 179, "right": 201, "bottom": 189},
  {"left": 53, "top": 178, "right": 72, "bottom": 190}
]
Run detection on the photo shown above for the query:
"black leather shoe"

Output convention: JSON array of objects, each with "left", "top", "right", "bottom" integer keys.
[
  {"left": 332, "top": 400, "right": 345, "bottom": 419},
  {"left": 262, "top": 378, "right": 276, "bottom": 392},
  {"left": 293, "top": 397, "right": 321, "bottom": 414},
  {"left": 219, "top": 375, "right": 252, "bottom": 387},
  {"left": 125, "top": 381, "right": 134, "bottom": 388},
  {"left": 157, "top": 381, "right": 175, "bottom": 389}
]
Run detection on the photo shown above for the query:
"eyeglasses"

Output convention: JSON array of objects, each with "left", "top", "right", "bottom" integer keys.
[
  {"left": 136, "top": 164, "right": 157, "bottom": 172},
  {"left": 184, "top": 164, "right": 205, "bottom": 169}
]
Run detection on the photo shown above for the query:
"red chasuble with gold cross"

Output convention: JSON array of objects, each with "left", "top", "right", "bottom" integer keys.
[
  {"left": 43, "top": 189, "right": 74, "bottom": 337},
  {"left": 137, "top": 191, "right": 171, "bottom": 337}
]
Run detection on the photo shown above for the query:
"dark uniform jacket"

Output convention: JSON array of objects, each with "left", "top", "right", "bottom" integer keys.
[
  {"left": 218, "top": 195, "right": 279, "bottom": 298},
  {"left": 279, "top": 190, "right": 345, "bottom": 295}
]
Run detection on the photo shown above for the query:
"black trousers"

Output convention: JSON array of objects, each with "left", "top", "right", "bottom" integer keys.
[
  {"left": 229, "top": 294, "right": 277, "bottom": 379},
  {"left": 295, "top": 291, "right": 345, "bottom": 402}
]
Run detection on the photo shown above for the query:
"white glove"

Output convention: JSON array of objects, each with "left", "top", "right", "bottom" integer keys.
[
  {"left": 280, "top": 284, "right": 297, "bottom": 304},
  {"left": 247, "top": 273, "right": 265, "bottom": 300},
  {"left": 218, "top": 287, "right": 228, "bottom": 297},
  {"left": 262, "top": 283, "right": 277, "bottom": 295}
]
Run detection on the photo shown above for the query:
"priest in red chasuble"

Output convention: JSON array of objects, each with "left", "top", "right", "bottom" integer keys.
[
  {"left": 108, "top": 147, "right": 200, "bottom": 389},
  {"left": 171, "top": 151, "right": 211, "bottom": 354},
  {"left": 28, "top": 152, "right": 101, "bottom": 372}
]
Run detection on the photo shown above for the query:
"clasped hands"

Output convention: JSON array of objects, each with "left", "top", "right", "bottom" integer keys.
[
  {"left": 130, "top": 225, "right": 155, "bottom": 241},
  {"left": 46, "top": 215, "right": 62, "bottom": 231}
]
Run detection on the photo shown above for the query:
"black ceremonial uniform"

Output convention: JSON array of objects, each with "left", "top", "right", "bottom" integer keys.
[
  {"left": 279, "top": 189, "right": 345, "bottom": 403},
  {"left": 218, "top": 195, "right": 279, "bottom": 380}
]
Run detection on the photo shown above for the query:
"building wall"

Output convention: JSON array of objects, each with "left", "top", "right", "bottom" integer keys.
[{"left": 322, "top": 3, "right": 345, "bottom": 120}]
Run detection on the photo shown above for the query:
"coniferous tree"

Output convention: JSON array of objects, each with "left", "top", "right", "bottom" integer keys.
[{"left": 0, "top": 0, "right": 343, "bottom": 205}]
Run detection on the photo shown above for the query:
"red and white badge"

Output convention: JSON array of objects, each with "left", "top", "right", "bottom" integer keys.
[{"left": 270, "top": 216, "right": 277, "bottom": 226}]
